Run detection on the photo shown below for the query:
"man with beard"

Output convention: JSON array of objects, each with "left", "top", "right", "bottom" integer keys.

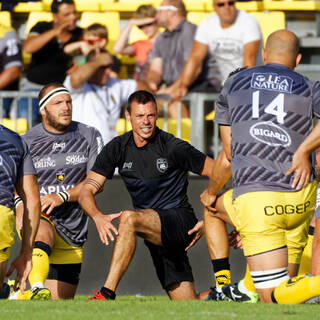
[{"left": 10, "top": 83, "right": 104, "bottom": 300}]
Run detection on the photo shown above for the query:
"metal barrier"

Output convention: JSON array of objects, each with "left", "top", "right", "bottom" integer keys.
[
  {"left": 0, "top": 91, "right": 38, "bottom": 131},
  {"left": 0, "top": 90, "right": 222, "bottom": 156},
  {"left": 158, "top": 92, "right": 221, "bottom": 157}
]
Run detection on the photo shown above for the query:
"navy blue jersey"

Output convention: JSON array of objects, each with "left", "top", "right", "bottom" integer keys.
[
  {"left": 22, "top": 122, "right": 102, "bottom": 247},
  {"left": 214, "top": 63, "right": 320, "bottom": 198},
  {"left": 92, "top": 128, "right": 206, "bottom": 210},
  {"left": 0, "top": 125, "right": 35, "bottom": 210}
]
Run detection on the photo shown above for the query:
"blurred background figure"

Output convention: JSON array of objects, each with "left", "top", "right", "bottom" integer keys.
[
  {"left": 18, "top": 0, "right": 82, "bottom": 126},
  {"left": 0, "top": 23, "right": 22, "bottom": 118},
  {"left": 64, "top": 23, "right": 121, "bottom": 78},
  {"left": 113, "top": 4, "right": 159, "bottom": 82}
]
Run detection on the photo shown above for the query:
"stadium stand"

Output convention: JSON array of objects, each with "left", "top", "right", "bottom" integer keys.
[
  {"left": 263, "top": 0, "right": 320, "bottom": 11},
  {"left": 13, "top": 1, "right": 43, "bottom": 12},
  {"left": 0, "top": 11, "right": 12, "bottom": 28},
  {"left": 0, "top": 118, "right": 28, "bottom": 134},
  {"left": 116, "top": 117, "right": 191, "bottom": 142}
]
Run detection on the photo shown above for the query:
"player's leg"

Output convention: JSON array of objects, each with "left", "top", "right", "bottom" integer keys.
[
  {"left": 45, "top": 233, "right": 83, "bottom": 299},
  {"left": 45, "top": 263, "right": 81, "bottom": 299},
  {"left": 203, "top": 190, "right": 233, "bottom": 300},
  {"left": 104, "top": 209, "right": 161, "bottom": 291},
  {"left": 0, "top": 205, "right": 15, "bottom": 298},
  {"left": 144, "top": 208, "right": 199, "bottom": 300},
  {"left": 10, "top": 217, "right": 54, "bottom": 300}
]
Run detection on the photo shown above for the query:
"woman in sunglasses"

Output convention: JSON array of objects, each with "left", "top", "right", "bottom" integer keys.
[{"left": 113, "top": 5, "right": 159, "bottom": 81}]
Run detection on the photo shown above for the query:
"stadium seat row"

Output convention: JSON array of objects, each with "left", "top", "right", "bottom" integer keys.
[{"left": 5, "top": 0, "right": 320, "bottom": 13}]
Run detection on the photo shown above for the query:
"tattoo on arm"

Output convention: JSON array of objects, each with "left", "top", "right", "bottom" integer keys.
[{"left": 84, "top": 178, "right": 102, "bottom": 192}]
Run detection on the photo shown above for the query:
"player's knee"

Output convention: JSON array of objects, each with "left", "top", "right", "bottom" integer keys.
[{"left": 119, "top": 210, "right": 137, "bottom": 229}]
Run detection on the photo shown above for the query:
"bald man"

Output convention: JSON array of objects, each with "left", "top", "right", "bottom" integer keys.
[{"left": 202, "top": 29, "right": 320, "bottom": 304}]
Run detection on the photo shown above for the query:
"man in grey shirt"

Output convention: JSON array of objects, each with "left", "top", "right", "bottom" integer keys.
[
  {"left": 147, "top": 0, "right": 216, "bottom": 118},
  {"left": 10, "top": 83, "right": 103, "bottom": 300}
]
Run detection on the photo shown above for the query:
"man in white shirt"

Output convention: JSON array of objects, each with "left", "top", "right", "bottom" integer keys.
[
  {"left": 169, "top": 0, "right": 262, "bottom": 100},
  {"left": 64, "top": 49, "right": 148, "bottom": 144}
]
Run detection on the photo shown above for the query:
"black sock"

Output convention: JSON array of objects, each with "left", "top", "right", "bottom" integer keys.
[
  {"left": 100, "top": 287, "right": 116, "bottom": 300},
  {"left": 212, "top": 257, "right": 230, "bottom": 273}
]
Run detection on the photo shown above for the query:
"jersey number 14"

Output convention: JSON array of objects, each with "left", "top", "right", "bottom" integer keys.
[{"left": 252, "top": 91, "right": 287, "bottom": 124}]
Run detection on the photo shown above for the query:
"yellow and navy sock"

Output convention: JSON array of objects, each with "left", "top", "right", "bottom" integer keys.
[{"left": 212, "top": 258, "right": 231, "bottom": 289}]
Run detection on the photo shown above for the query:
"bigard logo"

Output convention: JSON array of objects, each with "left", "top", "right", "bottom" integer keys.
[
  {"left": 156, "top": 158, "right": 168, "bottom": 173},
  {"left": 250, "top": 121, "right": 291, "bottom": 147}
]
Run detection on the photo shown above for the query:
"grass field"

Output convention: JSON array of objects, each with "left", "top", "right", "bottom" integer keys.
[{"left": 1, "top": 296, "right": 320, "bottom": 320}]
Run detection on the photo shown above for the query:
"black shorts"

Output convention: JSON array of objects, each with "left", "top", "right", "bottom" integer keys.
[
  {"left": 145, "top": 207, "right": 198, "bottom": 289},
  {"left": 47, "top": 263, "right": 82, "bottom": 285}
]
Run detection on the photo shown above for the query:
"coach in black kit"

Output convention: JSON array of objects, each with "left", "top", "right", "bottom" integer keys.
[{"left": 79, "top": 90, "right": 214, "bottom": 300}]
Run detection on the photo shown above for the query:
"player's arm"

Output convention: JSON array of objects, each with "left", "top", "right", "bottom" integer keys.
[
  {"left": 79, "top": 171, "right": 121, "bottom": 245},
  {"left": 40, "top": 181, "right": 85, "bottom": 215},
  {"left": 7, "top": 174, "right": 40, "bottom": 293},
  {"left": 242, "top": 40, "right": 260, "bottom": 68},
  {"left": 69, "top": 52, "right": 113, "bottom": 89}
]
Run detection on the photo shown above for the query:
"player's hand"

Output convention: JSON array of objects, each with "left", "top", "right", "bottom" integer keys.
[
  {"left": 94, "top": 212, "right": 122, "bottom": 245},
  {"left": 130, "top": 17, "right": 156, "bottom": 27},
  {"left": 40, "top": 194, "right": 64, "bottom": 215},
  {"left": 185, "top": 220, "right": 204, "bottom": 251},
  {"left": 170, "top": 85, "right": 188, "bottom": 101},
  {"left": 6, "top": 252, "right": 32, "bottom": 294},
  {"left": 229, "top": 229, "right": 242, "bottom": 250},
  {"left": 200, "top": 189, "right": 217, "bottom": 213},
  {"left": 286, "top": 149, "right": 311, "bottom": 190}
]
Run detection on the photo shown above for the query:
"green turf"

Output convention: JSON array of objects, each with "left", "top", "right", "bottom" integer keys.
[{"left": 1, "top": 296, "right": 319, "bottom": 320}]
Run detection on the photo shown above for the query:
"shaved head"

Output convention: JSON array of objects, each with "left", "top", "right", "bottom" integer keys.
[{"left": 263, "top": 29, "right": 301, "bottom": 69}]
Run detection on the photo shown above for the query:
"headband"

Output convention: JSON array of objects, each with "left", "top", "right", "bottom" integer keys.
[
  {"left": 157, "top": 5, "right": 178, "bottom": 11},
  {"left": 39, "top": 87, "right": 70, "bottom": 110}
]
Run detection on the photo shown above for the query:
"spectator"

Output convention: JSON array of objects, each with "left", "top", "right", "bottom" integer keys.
[
  {"left": 170, "top": 0, "right": 262, "bottom": 101},
  {"left": 147, "top": 0, "right": 211, "bottom": 118},
  {"left": 0, "top": 23, "right": 22, "bottom": 118},
  {"left": 113, "top": 5, "right": 159, "bottom": 81},
  {"left": 64, "top": 23, "right": 121, "bottom": 78},
  {"left": 18, "top": 0, "right": 82, "bottom": 126},
  {"left": 64, "top": 49, "right": 150, "bottom": 145}
]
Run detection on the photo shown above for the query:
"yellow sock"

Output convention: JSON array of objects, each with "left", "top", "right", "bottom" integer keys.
[
  {"left": 28, "top": 248, "right": 49, "bottom": 288},
  {"left": 273, "top": 274, "right": 320, "bottom": 304},
  {"left": 215, "top": 270, "right": 231, "bottom": 289},
  {"left": 298, "top": 234, "right": 313, "bottom": 276},
  {"left": 243, "top": 264, "right": 256, "bottom": 292}
]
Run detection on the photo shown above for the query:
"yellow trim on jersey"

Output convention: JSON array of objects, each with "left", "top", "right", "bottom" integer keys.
[
  {"left": 223, "top": 182, "right": 316, "bottom": 262},
  {"left": 0, "top": 205, "right": 15, "bottom": 262}
]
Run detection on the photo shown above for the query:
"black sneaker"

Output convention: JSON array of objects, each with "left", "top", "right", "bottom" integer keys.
[
  {"left": 222, "top": 281, "right": 258, "bottom": 303},
  {"left": 204, "top": 286, "right": 229, "bottom": 301}
]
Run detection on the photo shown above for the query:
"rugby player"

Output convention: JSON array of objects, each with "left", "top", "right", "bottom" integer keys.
[
  {"left": 0, "top": 126, "right": 40, "bottom": 298},
  {"left": 79, "top": 90, "right": 214, "bottom": 300},
  {"left": 10, "top": 83, "right": 104, "bottom": 300},
  {"left": 202, "top": 29, "right": 320, "bottom": 304}
]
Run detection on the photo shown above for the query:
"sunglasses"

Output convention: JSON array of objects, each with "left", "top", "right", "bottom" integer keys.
[
  {"left": 138, "top": 23, "right": 155, "bottom": 29},
  {"left": 216, "top": 1, "right": 235, "bottom": 7},
  {"left": 81, "top": 37, "right": 104, "bottom": 45}
]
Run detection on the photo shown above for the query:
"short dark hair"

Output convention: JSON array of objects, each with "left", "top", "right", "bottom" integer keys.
[
  {"left": 127, "top": 90, "right": 157, "bottom": 113},
  {"left": 38, "top": 82, "right": 66, "bottom": 104},
  {"left": 51, "top": 0, "right": 74, "bottom": 13}
]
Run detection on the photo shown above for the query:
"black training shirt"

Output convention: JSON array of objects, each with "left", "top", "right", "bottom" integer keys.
[{"left": 92, "top": 128, "right": 206, "bottom": 210}]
